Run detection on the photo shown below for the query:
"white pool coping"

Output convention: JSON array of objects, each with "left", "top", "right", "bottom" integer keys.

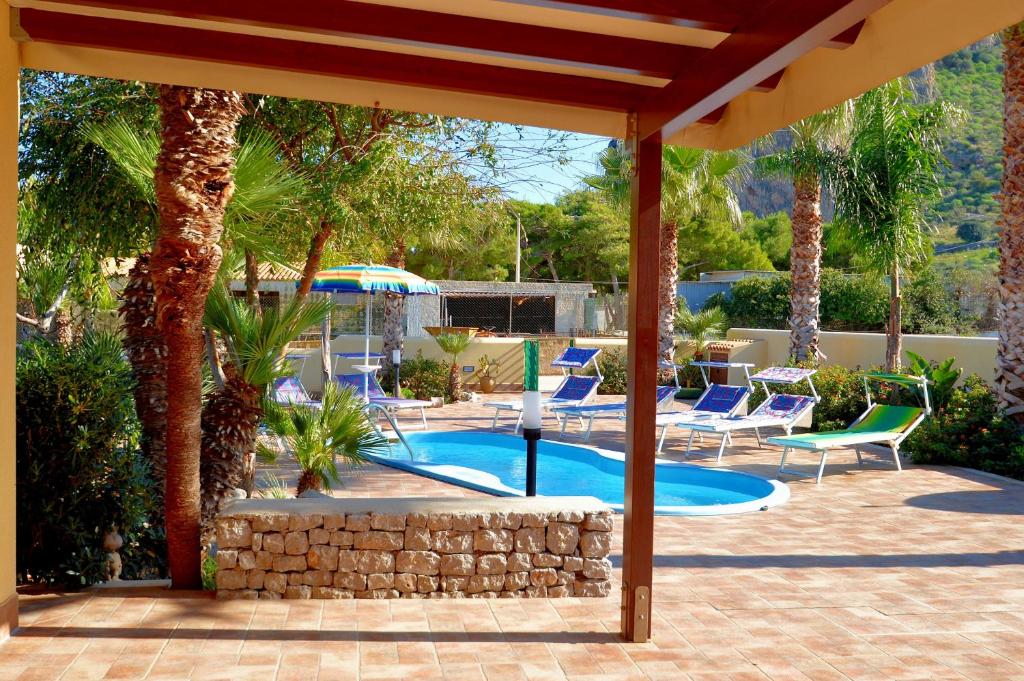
[{"left": 370, "top": 431, "right": 790, "bottom": 516}]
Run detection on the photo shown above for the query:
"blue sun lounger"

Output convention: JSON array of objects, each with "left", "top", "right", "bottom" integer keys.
[
  {"left": 270, "top": 375, "right": 321, "bottom": 409},
  {"left": 672, "top": 367, "right": 819, "bottom": 461},
  {"left": 336, "top": 373, "right": 432, "bottom": 430},
  {"left": 552, "top": 385, "right": 677, "bottom": 442},
  {"left": 486, "top": 347, "right": 603, "bottom": 433},
  {"left": 654, "top": 383, "right": 751, "bottom": 453}
]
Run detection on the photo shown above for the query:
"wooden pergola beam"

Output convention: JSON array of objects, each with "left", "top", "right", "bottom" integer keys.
[
  {"left": 494, "top": 0, "right": 747, "bottom": 32},
  {"left": 43, "top": 0, "right": 706, "bottom": 79},
  {"left": 638, "top": 0, "right": 888, "bottom": 140},
  {"left": 17, "top": 8, "right": 658, "bottom": 112}
]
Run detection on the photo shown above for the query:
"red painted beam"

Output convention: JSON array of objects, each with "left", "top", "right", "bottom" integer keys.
[
  {"left": 621, "top": 115, "right": 661, "bottom": 643},
  {"left": 19, "top": 9, "right": 657, "bottom": 112},
  {"left": 752, "top": 70, "right": 786, "bottom": 93},
  {"left": 496, "top": 0, "right": 747, "bottom": 32},
  {"left": 824, "top": 20, "right": 866, "bottom": 49},
  {"left": 44, "top": 0, "right": 706, "bottom": 79},
  {"left": 638, "top": 0, "right": 889, "bottom": 139}
]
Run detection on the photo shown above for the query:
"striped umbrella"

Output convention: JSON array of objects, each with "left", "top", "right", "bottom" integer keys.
[
  {"left": 307, "top": 265, "right": 440, "bottom": 397},
  {"left": 310, "top": 264, "right": 440, "bottom": 296}
]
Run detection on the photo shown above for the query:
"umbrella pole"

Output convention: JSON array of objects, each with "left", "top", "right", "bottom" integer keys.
[
  {"left": 321, "top": 293, "right": 331, "bottom": 391},
  {"left": 364, "top": 292, "right": 371, "bottom": 400}
]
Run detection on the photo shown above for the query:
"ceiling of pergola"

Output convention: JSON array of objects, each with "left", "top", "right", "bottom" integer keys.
[{"left": 9, "top": 0, "right": 1024, "bottom": 148}]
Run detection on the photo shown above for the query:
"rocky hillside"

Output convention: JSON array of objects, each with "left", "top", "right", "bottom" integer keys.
[{"left": 741, "top": 35, "right": 1004, "bottom": 242}]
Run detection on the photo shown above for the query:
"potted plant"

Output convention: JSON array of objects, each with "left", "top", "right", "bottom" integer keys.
[
  {"left": 674, "top": 305, "right": 727, "bottom": 399},
  {"left": 478, "top": 354, "right": 500, "bottom": 394}
]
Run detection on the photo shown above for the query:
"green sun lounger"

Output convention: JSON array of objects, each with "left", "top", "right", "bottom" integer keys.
[{"left": 768, "top": 373, "right": 931, "bottom": 483}]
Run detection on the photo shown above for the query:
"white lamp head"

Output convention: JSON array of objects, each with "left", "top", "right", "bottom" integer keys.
[
  {"left": 522, "top": 390, "right": 543, "bottom": 430},
  {"left": 392, "top": 348, "right": 402, "bottom": 365}
]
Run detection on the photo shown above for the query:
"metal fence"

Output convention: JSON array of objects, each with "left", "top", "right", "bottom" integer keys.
[{"left": 440, "top": 293, "right": 558, "bottom": 336}]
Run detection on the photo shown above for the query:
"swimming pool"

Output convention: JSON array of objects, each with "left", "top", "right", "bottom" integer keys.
[{"left": 369, "top": 431, "right": 789, "bottom": 516}]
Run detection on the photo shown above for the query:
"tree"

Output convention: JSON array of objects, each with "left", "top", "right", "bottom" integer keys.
[
  {"left": 201, "top": 287, "right": 332, "bottom": 528},
  {"left": 87, "top": 116, "right": 307, "bottom": 502},
  {"left": 829, "top": 79, "right": 963, "bottom": 370},
  {"left": 260, "top": 384, "right": 387, "bottom": 496},
  {"left": 997, "top": 24, "right": 1024, "bottom": 424},
  {"left": 740, "top": 211, "right": 793, "bottom": 270},
  {"left": 756, "top": 103, "right": 852, "bottom": 363},
  {"left": 150, "top": 86, "right": 244, "bottom": 589},
  {"left": 587, "top": 143, "right": 744, "bottom": 362},
  {"left": 674, "top": 306, "right": 728, "bottom": 361},
  {"left": 433, "top": 332, "right": 473, "bottom": 402}
]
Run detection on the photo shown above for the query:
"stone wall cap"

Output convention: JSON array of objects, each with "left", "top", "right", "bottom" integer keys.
[{"left": 221, "top": 496, "right": 611, "bottom": 517}]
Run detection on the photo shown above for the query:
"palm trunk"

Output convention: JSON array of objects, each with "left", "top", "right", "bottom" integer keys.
[
  {"left": 151, "top": 85, "right": 243, "bottom": 589},
  {"left": 658, "top": 220, "right": 678, "bottom": 363},
  {"left": 999, "top": 23, "right": 1024, "bottom": 423},
  {"left": 788, "top": 175, "right": 824, "bottom": 363},
  {"left": 381, "top": 239, "right": 406, "bottom": 389},
  {"left": 886, "top": 261, "right": 903, "bottom": 372},
  {"left": 120, "top": 253, "right": 167, "bottom": 498},
  {"left": 295, "top": 219, "right": 333, "bottom": 301},
  {"left": 200, "top": 372, "right": 263, "bottom": 535},
  {"left": 448, "top": 361, "right": 462, "bottom": 403},
  {"left": 244, "top": 249, "right": 260, "bottom": 308}
]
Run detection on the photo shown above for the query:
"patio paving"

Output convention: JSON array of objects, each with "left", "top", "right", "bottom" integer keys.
[{"left": 8, "top": 394, "right": 1024, "bottom": 680}]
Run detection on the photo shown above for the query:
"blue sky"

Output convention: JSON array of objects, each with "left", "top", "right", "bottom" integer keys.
[{"left": 479, "top": 125, "right": 612, "bottom": 204}]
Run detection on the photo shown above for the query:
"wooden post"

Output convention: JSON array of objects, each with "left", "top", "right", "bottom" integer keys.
[{"left": 621, "top": 114, "right": 661, "bottom": 643}]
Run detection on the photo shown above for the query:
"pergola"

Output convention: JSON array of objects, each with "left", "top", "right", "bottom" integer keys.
[{"left": 1, "top": 0, "right": 1021, "bottom": 645}]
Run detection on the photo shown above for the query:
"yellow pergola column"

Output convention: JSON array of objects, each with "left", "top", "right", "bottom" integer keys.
[{"left": 0, "top": 3, "right": 18, "bottom": 640}]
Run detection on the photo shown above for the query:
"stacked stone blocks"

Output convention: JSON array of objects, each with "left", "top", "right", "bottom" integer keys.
[{"left": 216, "top": 505, "right": 613, "bottom": 600}]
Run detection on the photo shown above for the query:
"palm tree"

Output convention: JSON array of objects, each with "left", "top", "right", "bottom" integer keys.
[
  {"left": 434, "top": 332, "right": 473, "bottom": 402},
  {"left": 86, "top": 114, "right": 307, "bottom": 542},
  {"left": 587, "top": 144, "right": 743, "bottom": 362},
  {"left": 674, "top": 306, "right": 728, "bottom": 361},
  {"left": 259, "top": 384, "right": 387, "bottom": 496},
  {"left": 200, "top": 286, "right": 333, "bottom": 529},
  {"left": 756, "top": 103, "right": 852, "bottom": 362},
  {"left": 149, "top": 86, "right": 245, "bottom": 589},
  {"left": 998, "top": 24, "right": 1024, "bottom": 424},
  {"left": 828, "top": 79, "right": 963, "bottom": 371}
]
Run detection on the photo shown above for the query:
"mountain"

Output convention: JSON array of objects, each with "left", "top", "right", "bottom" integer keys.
[{"left": 740, "top": 35, "right": 1005, "bottom": 243}]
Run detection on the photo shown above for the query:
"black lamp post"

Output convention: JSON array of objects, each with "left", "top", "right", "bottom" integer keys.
[{"left": 522, "top": 340, "right": 541, "bottom": 496}]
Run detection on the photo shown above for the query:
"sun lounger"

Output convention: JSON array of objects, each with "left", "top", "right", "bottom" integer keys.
[
  {"left": 670, "top": 367, "right": 820, "bottom": 461},
  {"left": 336, "top": 373, "right": 432, "bottom": 430},
  {"left": 768, "top": 373, "right": 931, "bottom": 483},
  {"left": 486, "top": 374, "right": 603, "bottom": 433},
  {"left": 270, "top": 375, "right": 321, "bottom": 409},
  {"left": 677, "top": 393, "right": 817, "bottom": 461},
  {"left": 486, "top": 347, "right": 604, "bottom": 432},
  {"left": 654, "top": 383, "right": 751, "bottom": 453},
  {"left": 552, "top": 385, "right": 677, "bottom": 442}
]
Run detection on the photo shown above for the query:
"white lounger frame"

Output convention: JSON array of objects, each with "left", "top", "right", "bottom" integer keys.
[{"left": 775, "top": 374, "right": 931, "bottom": 484}]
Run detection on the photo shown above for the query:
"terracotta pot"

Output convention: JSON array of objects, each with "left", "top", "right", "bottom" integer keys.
[{"left": 479, "top": 375, "right": 496, "bottom": 394}]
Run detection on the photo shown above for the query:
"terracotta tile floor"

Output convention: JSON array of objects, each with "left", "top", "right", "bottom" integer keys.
[{"left": 9, "top": 395, "right": 1024, "bottom": 680}]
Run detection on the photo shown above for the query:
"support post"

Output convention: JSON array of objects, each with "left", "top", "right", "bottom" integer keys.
[
  {"left": 0, "top": 7, "right": 16, "bottom": 641},
  {"left": 621, "top": 114, "right": 661, "bottom": 643}
]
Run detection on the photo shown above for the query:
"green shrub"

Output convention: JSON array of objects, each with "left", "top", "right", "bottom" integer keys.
[
  {"left": 400, "top": 351, "right": 450, "bottom": 401},
  {"left": 589, "top": 349, "right": 628, "bottom": 395},
  {"left": 16, "top": 332, "right": 164, "bottom": 586},
  {"left": 748, "top": 363, "right": 868, "bottom": 432},
  {"left": 906, "top": 375, "right": 1024, "bottom": 477}
]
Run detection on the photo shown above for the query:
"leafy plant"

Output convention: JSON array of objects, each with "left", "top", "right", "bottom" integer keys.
[
  {"left": 433, "top": 332, "right": 473, "bottom": 401},
  {"left": 478, "top": 354, "right": 500, "bottom": 378},
  {"left": 588, "top": 350, "right": 628, "bottom": 395},
  {"left": 906, "top": 375, "right": 1024, "bottom": 478},
  {"left": 259, "top": 383, "right": 387, "bottom": 496},
  {"left": 905, "top": 351, "right": 962, "bottom": 411},
  {"left": 255, "top": 473, "right": 290, "bottom": 500},
  {"left": 399, "top": 351, "right": 450, "bottom": 401},
  {"left": 16, "top": 332, "right": 164, "bottom": 586},
  {"left": 675, "top": 305, "right": 727, "bottom": 360}
]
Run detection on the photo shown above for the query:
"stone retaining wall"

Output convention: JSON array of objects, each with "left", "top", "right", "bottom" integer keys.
[{"left": 215, "top": 496, "right": 613, "bottom": 600}]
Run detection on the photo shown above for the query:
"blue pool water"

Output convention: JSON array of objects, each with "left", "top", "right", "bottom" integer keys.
[{"left": 369, "top": 431, "right": 788, "bottom": 516}]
